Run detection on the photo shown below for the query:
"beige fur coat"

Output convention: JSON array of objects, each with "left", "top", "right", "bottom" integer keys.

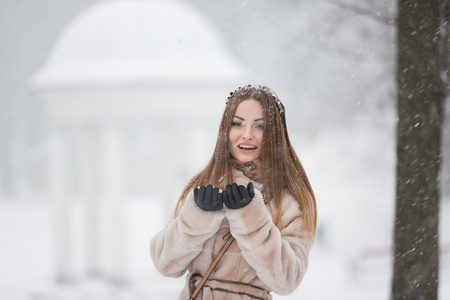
[{"left": 150, "top": 169, "right": 312, "bottom": 299}]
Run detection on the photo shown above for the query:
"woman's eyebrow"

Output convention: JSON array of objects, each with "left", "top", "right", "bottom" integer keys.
[{"left": 232, "top": 116, "right": 264, "bottom": 122}]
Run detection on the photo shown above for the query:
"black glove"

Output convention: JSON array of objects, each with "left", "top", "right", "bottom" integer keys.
[
  {"left": 194, "top": 184, "right": 223, "bottom": 211},
  {"left": 223, "top": 182, "right": 255, "bottom": 209}
]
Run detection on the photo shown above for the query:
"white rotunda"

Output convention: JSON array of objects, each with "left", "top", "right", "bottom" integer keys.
[{"left": 31, "top": 0, "right": 248, "bottom": 284}]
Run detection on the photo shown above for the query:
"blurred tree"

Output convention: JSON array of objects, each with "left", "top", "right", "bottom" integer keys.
[{"left": 391, "top": 0, "right": 446, "bottom": 299}]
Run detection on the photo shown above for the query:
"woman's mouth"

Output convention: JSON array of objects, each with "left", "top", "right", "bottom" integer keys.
[{"left": 238, "top": 144, "right": 257, "bottom": 150}]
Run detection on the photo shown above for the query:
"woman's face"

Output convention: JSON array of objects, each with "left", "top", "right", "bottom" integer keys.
[{"left": 228, "top": 99, "right": 265, "bottom": 163}]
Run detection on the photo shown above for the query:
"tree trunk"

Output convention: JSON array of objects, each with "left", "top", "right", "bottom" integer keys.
[{"left": 392, "top": 0, "right": 445, "bottom": 299}]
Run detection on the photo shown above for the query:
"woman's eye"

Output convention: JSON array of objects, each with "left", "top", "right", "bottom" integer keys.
[
  {"left": 231, "top": 122, "right": 243, "bottom": 127},
  {"left": 255, "top": 124, "right": 264, "bottom": 130}
]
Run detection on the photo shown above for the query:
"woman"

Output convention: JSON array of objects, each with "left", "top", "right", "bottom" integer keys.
[{"left": 150, "top": 84, "right": 317, "bottom": 299}]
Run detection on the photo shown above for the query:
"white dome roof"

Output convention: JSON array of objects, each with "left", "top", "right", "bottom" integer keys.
[{"left": 33, "top": 0, "right": 246, "bottom": 89}]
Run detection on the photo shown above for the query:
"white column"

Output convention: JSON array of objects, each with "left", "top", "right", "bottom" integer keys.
[
  {"left": 101, "top": 124, "right": 128, "bottom": 284},
  {"left": 50, "top": 124, "right": 74, "bottom": 282},
  {"left": 157, "top": 120, "right": 182, "bottom": 214},
  {"left": 79, "top": 123, "right": 102, "bottom": 276}
]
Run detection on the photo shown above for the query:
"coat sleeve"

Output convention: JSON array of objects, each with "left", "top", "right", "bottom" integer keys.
[
  {"left": 226, "top": 188, "right": 312, "bottom": 295},
  {"left": 150, "top": 190, "right": 225, "bottom": 277}
]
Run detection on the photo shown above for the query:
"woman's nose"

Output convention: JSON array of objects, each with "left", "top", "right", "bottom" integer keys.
[{"left": 242, "top": 125, "right": 253, "bottom": 140}]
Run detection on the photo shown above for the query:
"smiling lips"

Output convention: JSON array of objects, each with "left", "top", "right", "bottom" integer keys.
[{"left": 238, "top": 144, "right": 257, "bottom": 150}]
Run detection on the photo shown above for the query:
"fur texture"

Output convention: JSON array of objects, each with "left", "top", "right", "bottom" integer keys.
[{"left": 150, "top": 169, "right": 312, "bottom": 299}]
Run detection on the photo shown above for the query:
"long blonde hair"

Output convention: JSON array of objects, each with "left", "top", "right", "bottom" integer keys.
[{"left": 174, "top": 85, "right": 317, "bottom": 240}]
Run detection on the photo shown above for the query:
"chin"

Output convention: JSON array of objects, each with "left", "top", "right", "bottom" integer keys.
[{"left": 235, "top": 155, "right": 257, "bottom": 163}]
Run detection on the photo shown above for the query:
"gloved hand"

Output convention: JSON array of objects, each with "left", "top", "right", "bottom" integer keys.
[
  {"left": 223, "top": 182, "right": 255, "bottom": 209},
  {"left": 194, "top": 184, "right": 223, "bottom": 211}
]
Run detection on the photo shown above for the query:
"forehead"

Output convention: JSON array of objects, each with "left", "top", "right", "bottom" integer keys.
[{"left": 233, "top": 99, "right": 264, "bottom": 119}]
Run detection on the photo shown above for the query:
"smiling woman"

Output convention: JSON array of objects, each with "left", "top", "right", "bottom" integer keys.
[{"left": 150, "top": 84, "right": 317, "bottom": 299}]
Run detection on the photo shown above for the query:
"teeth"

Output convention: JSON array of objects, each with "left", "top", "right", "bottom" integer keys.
[{"left": 239, "top": 144, "right": 256, "bottom": 149}]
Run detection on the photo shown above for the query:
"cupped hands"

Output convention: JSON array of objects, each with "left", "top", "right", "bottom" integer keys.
[{"left": 193, "top": 182, "right": 255, "bottom": 211}]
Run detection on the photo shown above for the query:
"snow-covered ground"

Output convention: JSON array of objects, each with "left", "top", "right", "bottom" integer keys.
[{"left": 0, "top": 199, "right": 448, "bottom": 300}]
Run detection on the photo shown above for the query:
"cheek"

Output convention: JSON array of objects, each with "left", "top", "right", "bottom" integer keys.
[
  {"left": 228, "top": 129, "right": 237, "bottom": 143},
  {"left": 256, "top": 132, "right": 264, "bottom": 145},
  {"left": 227, "top": 132, "right": 234, "bottom": 150}
]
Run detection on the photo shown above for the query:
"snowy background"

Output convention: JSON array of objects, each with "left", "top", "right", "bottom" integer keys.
[{"left": 1, "top": 0, "right": 449, "bottom": 299}]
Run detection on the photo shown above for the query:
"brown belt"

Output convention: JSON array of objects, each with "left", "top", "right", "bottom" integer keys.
[{"left": 190, "top": 275, "right": 272, "bottom": 300}]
